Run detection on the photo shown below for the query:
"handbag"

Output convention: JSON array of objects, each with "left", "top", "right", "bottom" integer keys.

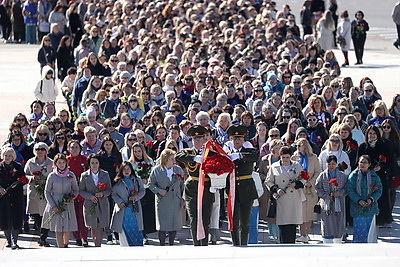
[
  {"left": 39, "top": 20, "right": 50, "bottom": 33},
  {"left": 313, "top": 204, "right": 321, "bottom": 214},
  {"left": 267, "top": 196, "right": 277, "bottom": 218}
]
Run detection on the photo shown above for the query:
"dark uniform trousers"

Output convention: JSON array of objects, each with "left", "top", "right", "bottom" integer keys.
[
  {"left": 227, "top": 147, "right": 259, "bottom": 246},
  {"left": 184, "top": 179, "right": 214, "bottom": 246}
]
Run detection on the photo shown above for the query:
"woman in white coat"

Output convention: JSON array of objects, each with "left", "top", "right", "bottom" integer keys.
[
  {"left": 318, "top": 134, "right": 351, "bottom": 176},
  {"left": 337, "top": 10, "right": 352, "bottom": 66},
  {"left": 266, "top": 146, "right": 305, "bottom": 244},
  {"left": 316, "top": 11, "right": 335, "bottom": 51},
  {"left": 148, "top": 149, "right": 185, "bottom": 246},
  {"left": 34, "top": 65, "right": 59, "bottom": 103}
]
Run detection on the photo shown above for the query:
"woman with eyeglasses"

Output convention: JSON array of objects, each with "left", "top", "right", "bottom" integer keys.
[
  {"left": 315, "top": 155, "right": 347, "bottom": 243},
  {"left": 47, "top": 131, "right": 67, "bottom": 159},
  {"left": 291, "top": 138, "right": 321, "bottom": 243},
  {"left": 51, "top": 117, "right": 65, "bottom": 134},
  {"left": 100, "top": 87, "right": 121, "bottom": 119},
  {"left": 6, "top": 131, "right": 34, "bottom": 166},
  {"left": 12, "top": 113, "right": 30, "bottom": 137},
  {"left": 319, "top": 134, "right": 351, "bottom": 175},
  {"left": 359, "top": 125, "right": 398, "bottom": 228},
  {"left": 24, "top": 142, "right": 53, "bottom": 246},
  {"left": 347, "top": 155, "right": 382, "bottom": 242}
]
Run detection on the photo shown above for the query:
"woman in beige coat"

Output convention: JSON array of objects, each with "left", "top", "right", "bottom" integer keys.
[
  {"left": 266, "top": 146, "right": 305, "bottom": 244},
  {"left": 24, "top": 142, "right": 53, "bottom": 247},
  {"left": 291, "top": 138, "right": 321, "bottom": 243},
  {"left": 79, "top": 154, "right": 112, "bottom": 247},
  {"left": 258, "top": 139, "right": 283, "bottom": 242}
]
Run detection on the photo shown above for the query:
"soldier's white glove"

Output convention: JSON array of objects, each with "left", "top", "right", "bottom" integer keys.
[
  {"left": 228, "top": 153, "right": 240, "bottom": 161},
  {"left": 194, "top": 155, "right": 203, "bottom": 163}
]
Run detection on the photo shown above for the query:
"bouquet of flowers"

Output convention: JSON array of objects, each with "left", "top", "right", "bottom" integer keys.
[
  {"left": 0, "top": 176, "right": 29, "bottom": 198},
  {"left": 327, "top": 178, "right": 341, "bottom": 214},
  {"left": 32, "top": 165, "right": 48, "bottom": 198},
  {"left": 300, "top": 171, "right": 313, "bottom": 196},
  {"left": 136, "top": 162, "right": 153, "bottom": 180},
  {"left": 392, "top": 176, "right": 400, "bottom": 188},
  {"left": 201, "top": 154, "right": 235, "bottom": 176},
  {"left": 129, "top": 189, "right": 140, "bottom": 213},
  {"left": 337, "top": 36, "right": 346, "bottom": 48},
  {"left": 88, "top": 182, "right": 107, "bottom": 216},
  {"left": 43, "top": 193, "right": 75, "bottom": 225}
]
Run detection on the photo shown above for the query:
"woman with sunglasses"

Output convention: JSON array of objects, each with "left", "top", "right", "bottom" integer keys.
[
  {"left": 245, "top": 84, "right": 267, "bottom": 112},
  {"left": 24, "top": 142, "right": 53, "bottom": 246},
  {"left": 347, "top": 155, "right": 382, "bottom": 243},
  {"left": 71, "top": 116, "right": 89, "bottom": 142},
  {"left": 31, "top": 124, "right": 52, "bottom": 146},
  {"left": 306, "top": 95, "right": 332, "bottom": 130},
  {"left": 329, "top": 106, "right": 349, "bottom": 134},
  {"left": 156, "top": 124, "right": 188, "bottom": 158},
  {"left": 349, "top": 88, "right": 368, "bottom": 120},
  {"left": 305, "top": 112, "right": 328, "bottom": 151},
  {"left": 27, "top": 121, "right": 40, "bottom": 143},
  {"left": 120, "top": 132, "right": 137, "bottom": 161},
  {"left": 359, "top": 82, "right": 381, "bottom": 114},
  {"left": 47, "top": 130, "right": 67, "bottom": 159},
  {"left": 145, "top": 111, "right": 164, "bottom": 139},
  {"left": 140, "top": 87, "right": 156, "bottom": 114},
  {"left": 292, "top": 138, "right": 321, "bottom": 243},
  {"left": 100, "top": 87, "right": 121, "bottom": 119},
  {"left": 358, "top": 125, "right": 397, "bottom": 228},
  {"left": 12, "top": 113, "right": 30, "bottom": 137},
  {"left": 368, "top": 100, "right": 400, "bottom": 132}
]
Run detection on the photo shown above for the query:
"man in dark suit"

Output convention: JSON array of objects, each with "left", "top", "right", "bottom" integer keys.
[
  {"left": 175, "top": 125, "right": 214, "bottom": 246},
  {"left": 226, "top": 124, "right": 259, "bottom": 246}
]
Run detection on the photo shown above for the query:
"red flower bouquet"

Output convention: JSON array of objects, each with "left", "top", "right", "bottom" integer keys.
[
  {"left": 145, "top": 141, "right": 154, "bottom": 147},
  {"left": 201, "top": 154, "right": 235, "bottom": 176},
  {"left": 98, "top": 182, "right": 106, "bottom": 190},
  {"left": 136, "top": 162, "right": 153, "bottom": 180},
  {"left": 88, "top": 182, "right": 107, "bottom": 215},
  {"left": 370, "top": 184, "right": 379, "bottom": 191},
  {"left": 329, "top": 178, "right": 338, "bottom": 187},
  {"left": 392, "top": 176, "right": 400, "bottom": 188},
  {"left": 346, "top": 140, "right": 358, "bottom": 152},
  {"left": 0, "top": 176, "right": 29, "bottom": 198},
  {"left": 43, "top": 193, "right": 75, "bottom": 225}
]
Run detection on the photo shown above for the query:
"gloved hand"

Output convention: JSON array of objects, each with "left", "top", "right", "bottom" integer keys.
[
  {"left": 228, "top": 153, "right": 240, "bottom": 161},
  {"left": 194, "top": 155, "right": 203, "bottom": 163}
]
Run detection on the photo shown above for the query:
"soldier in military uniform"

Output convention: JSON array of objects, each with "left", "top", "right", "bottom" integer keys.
[
  {"left": 175, "top": 125, "right": 214, "bottom": 246},
  {"left": 226, "top": 124, "right": 259, "bottom": 246}
]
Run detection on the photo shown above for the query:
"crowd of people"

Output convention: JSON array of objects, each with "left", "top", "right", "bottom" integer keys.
[{"left": 1, "top": 0, "right": 400, "bottom": 249}]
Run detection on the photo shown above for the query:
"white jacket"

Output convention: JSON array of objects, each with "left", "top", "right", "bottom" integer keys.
[{"left": 34, "top": 65, "right": 59, "bottom": 103}]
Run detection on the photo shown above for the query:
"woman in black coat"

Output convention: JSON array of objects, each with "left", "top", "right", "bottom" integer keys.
[
  {"left": 57, "top": 35, "right": 75, "bottom": 80},
  {"left": 38, "top": 36, "right": 56, "bottom": 71},
  {"left": 0, "top": 148, "right": 27, "bottom": 249},
  {"left": 351, "top": 11, "right": 369, "bottom": 65},
  {"left": 67, "top": 3, "right": 83, "bottom": 48},
  {"left": 358, "top": 125, "right": 397, "bottom": 227}
]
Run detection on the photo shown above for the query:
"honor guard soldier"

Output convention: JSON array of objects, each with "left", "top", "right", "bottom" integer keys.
[
  {"left": 175, "top": 125, "right": 214, "bottom": 246},
  {"left": 226, "top": 124, "right": 259, "bottom": 246}
]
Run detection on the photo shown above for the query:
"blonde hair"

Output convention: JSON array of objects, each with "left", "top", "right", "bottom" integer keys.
[
  {"left": 158, "top": 148, "right": 175, "bottom": 167},
  {"left": 372, "top": 100, "right": 390, "bottom": 118},
  {"left": 1, "top": 147, "right": 16, "bottom": 161},
  {"left": 295, "top": 138, "right": 313, "bottom": 156},
  {"left": 327, "top": 133, "right": 343, "bottom": 151}
]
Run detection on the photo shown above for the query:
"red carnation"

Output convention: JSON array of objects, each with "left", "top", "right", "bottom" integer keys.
[
  {"left": 68, "top": 193, "right": 76, "bottom": 199},
  {"left": 98, "top": 182, "right": 106, "bottom": 190},
  {"left": 300, "top": 171, "right": 310, "bottom": 181},
  {"left": 378, "top": 155, "right": 387, "bottom": 163},
  {"left": 202, "top": 154, "right": 235, "bottom": 176},
  {"left": 370, "top": 184, "right": 379, "bottom": 190},
  {"left": 329, "top": 178, "right": 338, "bottom": 187},
  {"left": 131, "top": 190, "right": 139, "bottom": 195},
  {"left": 113, "top": 163, "right": 121, "bottom": 167},
  {"left": 145, "top": 141, "right": 154, "bottom": 147},
  {"left": 173, "top": 173, "right": 185, "bottom": 181},
  {"left": 32, "top": 171, "right": 41, "bottom": 176},
  {"left": 17, "top": 176, "right": 29, "bottom": 185}
]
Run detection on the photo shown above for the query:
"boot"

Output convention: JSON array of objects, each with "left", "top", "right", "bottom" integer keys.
[
  {"left": 231, "top": 230, "right": 240, "bottom": 246},
  {"left": 240, "top": 232, "right": 249, "bottom": 246},
  {"left": 168, "top": 231, "right": 176, "bottom": 246}
]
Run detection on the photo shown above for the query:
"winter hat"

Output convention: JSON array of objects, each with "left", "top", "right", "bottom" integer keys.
[
  {"left": 295, "top": 127, "right": 308, "bottom": 139},
  {"left": 267, "top": 71, "right": 277, "bottom": 80},
  {"left": 86, "top": 106, "right": 96, "bottom": 118}
]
